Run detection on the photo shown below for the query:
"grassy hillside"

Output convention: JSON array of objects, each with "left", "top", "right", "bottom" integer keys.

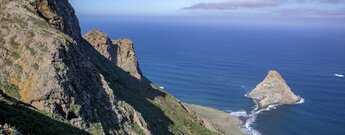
[{"left": 185, "top": 104, "right": 244, "bottom": 135}]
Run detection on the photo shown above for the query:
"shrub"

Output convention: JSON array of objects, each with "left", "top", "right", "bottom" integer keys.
[
  {"left": 26, "top": 46, "right": 36, "bottom": 55},
  {"left": 133, "top": 124, "right": 145, "bottom": 135},
  {"left": 4, "top": 59, "right": 12, "bottom": 66},
  {"left": 28, "top": 31, "right": 35, "bottom": 38},
  {"left": 11, "top": 52, "right": 20, "bottom": 59},
  {"left": 33, "top": 64, "right": 39, "bottom": 70},
  {"left": 9, "top": 36, "right": 20, "bottom": 49},
  {"left": 3, "top": 83, "right": 20, "bottom": 99},
  {"left": 0, "top": 38, "right": 4, "bottom": 47}
]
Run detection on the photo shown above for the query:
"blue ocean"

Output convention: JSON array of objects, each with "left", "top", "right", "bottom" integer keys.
[{"left": 79, "top": 16, "right": 345, "bottom": 135}]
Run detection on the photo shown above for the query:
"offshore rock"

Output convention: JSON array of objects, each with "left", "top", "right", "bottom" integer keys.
[{"left": 247, "top": 70, "right": 301, "bottom": 109}]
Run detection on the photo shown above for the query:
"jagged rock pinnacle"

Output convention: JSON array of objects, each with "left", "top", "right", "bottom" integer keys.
[{"left": 83, "top": 29, "right": 144, "bottom": 80}]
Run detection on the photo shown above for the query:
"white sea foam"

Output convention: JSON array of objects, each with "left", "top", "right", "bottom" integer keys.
[
  {"left": 295, "top": 98, "right": 305, "bottom": 104},
  {"left": 235, "top": 100, "right": 305, "bottom": 135},
  {"left": 228, "top": 98, "right": 294, "bottom": 135},
  {"left": 236, "top": 87, "right": 305, "bottom": 135},
  {"left": 255, "top": 104, "right": 279, "bottom": 114},
  {"left": 238, "top": 110, "right": 261, "bottom": 135},
  {"left": 228, "top": 109, "right": 260, "bottom": 135},
  {"left": 159, "top": 86, "right": 164, "bottom": 89},
  {"left": 334, "top": 74, "right": 344, "bottom": 78},
  {"left": 229, "top": 110, "right": 248, "bottom": 117}
]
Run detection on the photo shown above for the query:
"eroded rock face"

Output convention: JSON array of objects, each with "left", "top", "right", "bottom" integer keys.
[
  {"left": 82, "top": 29, "right": 118, "bottom": 63},
  {"left": 247, "top": 70, "right": 301, "bottom": 109},
  {"left": 29, "top": 0, "right": 81, "bottom": 42},
  {"left": 113, "top": 39, "right": 143, "bottom": 80},
  {"left": 83, "top": 29, "right": 144, "bottom": 80}
]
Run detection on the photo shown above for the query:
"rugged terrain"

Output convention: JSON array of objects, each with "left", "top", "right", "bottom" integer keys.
[
  {"left": 0, "top": 0, "right": 242, "bottom": 134},
  {"left": 247, "top": 70, "right": 301, "bottom": 109}
]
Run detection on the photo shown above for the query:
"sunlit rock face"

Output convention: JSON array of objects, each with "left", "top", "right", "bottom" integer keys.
[
  {"left": 83, "top": 30, "right": 144, "bottom": 80},
  {"left": 247, "top": 70, "right": 301, "bottom": 109}
]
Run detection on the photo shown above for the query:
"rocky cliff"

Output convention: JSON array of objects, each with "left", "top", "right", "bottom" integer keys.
[
  {"left": 247, "top": 70, "right": 301, "bottom": 109},
  {"left": 113, "top": 39, "right": 144, "bottom": 81},
  {"left": 83, "top": 30, "right": 144, "bottom": 81},
  {"left": 0, "top": 0, "right": 225, "bottom": 135}
]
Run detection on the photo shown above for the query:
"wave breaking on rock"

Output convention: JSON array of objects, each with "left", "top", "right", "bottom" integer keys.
[{"left": 229, "top": 70, "right": 304, "bottom": 135}]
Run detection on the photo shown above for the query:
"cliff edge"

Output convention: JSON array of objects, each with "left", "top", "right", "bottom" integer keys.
[{"left": 247, "top": 70, "right": 301, "bottom": 109}]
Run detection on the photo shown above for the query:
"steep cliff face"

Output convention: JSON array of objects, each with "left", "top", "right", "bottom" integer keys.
[
  {"left": 83, "top": 30, "right": 144, "bottom": 80},
  {"left": 0, "top": 0, "right": 221, "bottom": 134},
  {"left": 113, "top": 39, "right": 143, "bottom": 81},
  {"left": 247, "top": 70, "right": 301, "bottom": 109},
  {"left": 29, "top": 0, "right": 82, "bottom": 42},
  {"left": 1, "top": 0, "right": 150, "bottom": 134}
]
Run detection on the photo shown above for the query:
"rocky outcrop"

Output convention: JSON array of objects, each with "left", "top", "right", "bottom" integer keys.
[
  {"left": 247, "top": 70, "right": 301, "bottom": 109},
  {"left": 0, "top": 0, "right": 222, "bottom": 134},
  {"left": 83, "top": 30, "right": 144, "bottom": 80},
  {"left": 82, "top": 29, "right": 118, "bottom": 64},
  {"left": 29, "top": 0, "right": 82, "bottom": 42},
  {"left": 113, "top": 39, "right": 143, "bottom": 80}
]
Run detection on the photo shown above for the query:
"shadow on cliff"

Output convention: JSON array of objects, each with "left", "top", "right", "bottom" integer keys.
[
  {"left": 60, "top": 39, "right": 173, "bottom": 134},
  {"left": 58, "top": 42, "right": 122, "bottom": 134},
  {"left": 84, "top": 39, "right": 173, "bottom": 134},
  {"left": 0, "top": 91, "right": 90, "bottom": 135},
  {"left": 83, "top": 40, "right": 173, "bottom": 134}
]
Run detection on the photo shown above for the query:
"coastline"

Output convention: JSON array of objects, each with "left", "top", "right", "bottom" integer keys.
[
  {"left": 228, "top": 96, "right": 306, "bottom": 135},
  {"left": 184, "top": 103, "right": 245, "bottom": 135}
]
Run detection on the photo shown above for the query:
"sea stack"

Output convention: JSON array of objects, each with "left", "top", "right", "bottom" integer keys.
[{"left": 247, "top": 70, "right": 301, "bottom": 109}]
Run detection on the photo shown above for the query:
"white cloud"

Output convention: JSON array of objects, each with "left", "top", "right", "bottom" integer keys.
[{"left": 184, "top": 0, "right": 288, "bottom": 10}]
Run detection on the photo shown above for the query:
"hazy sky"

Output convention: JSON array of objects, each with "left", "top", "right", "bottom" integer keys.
[{"left": 69, "top": 0, "right": 345, "bottom": 23}]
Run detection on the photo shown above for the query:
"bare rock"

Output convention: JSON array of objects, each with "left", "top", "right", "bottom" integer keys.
[
  {"left": 247, "top": 70, "right": 301, "bottom": 109},
  {"left": 29, "top": 0, "right": 82, "bottom": 42},
  {"left": 82, "top": 29, "right": 117, "bottom": 63},
  {"left": 83, "top": 29, "right": 144, "bottom": 80},
  {"left": 113, "top": 39, "right": 143, "bottom": 80}
]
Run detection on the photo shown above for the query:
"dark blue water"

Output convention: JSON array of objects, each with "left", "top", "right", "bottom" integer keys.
[{"left": 78, "top": 16, "right": 345, "bottom": 135}]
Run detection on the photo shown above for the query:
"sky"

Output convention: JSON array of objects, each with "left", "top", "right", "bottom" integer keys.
[{"left": 69, "top": 0, "right": 345, "bottom": 24}]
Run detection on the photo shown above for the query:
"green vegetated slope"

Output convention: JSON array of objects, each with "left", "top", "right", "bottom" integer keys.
[{"left": 186, "top": 104, "right": 244, "bottom": 135}]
